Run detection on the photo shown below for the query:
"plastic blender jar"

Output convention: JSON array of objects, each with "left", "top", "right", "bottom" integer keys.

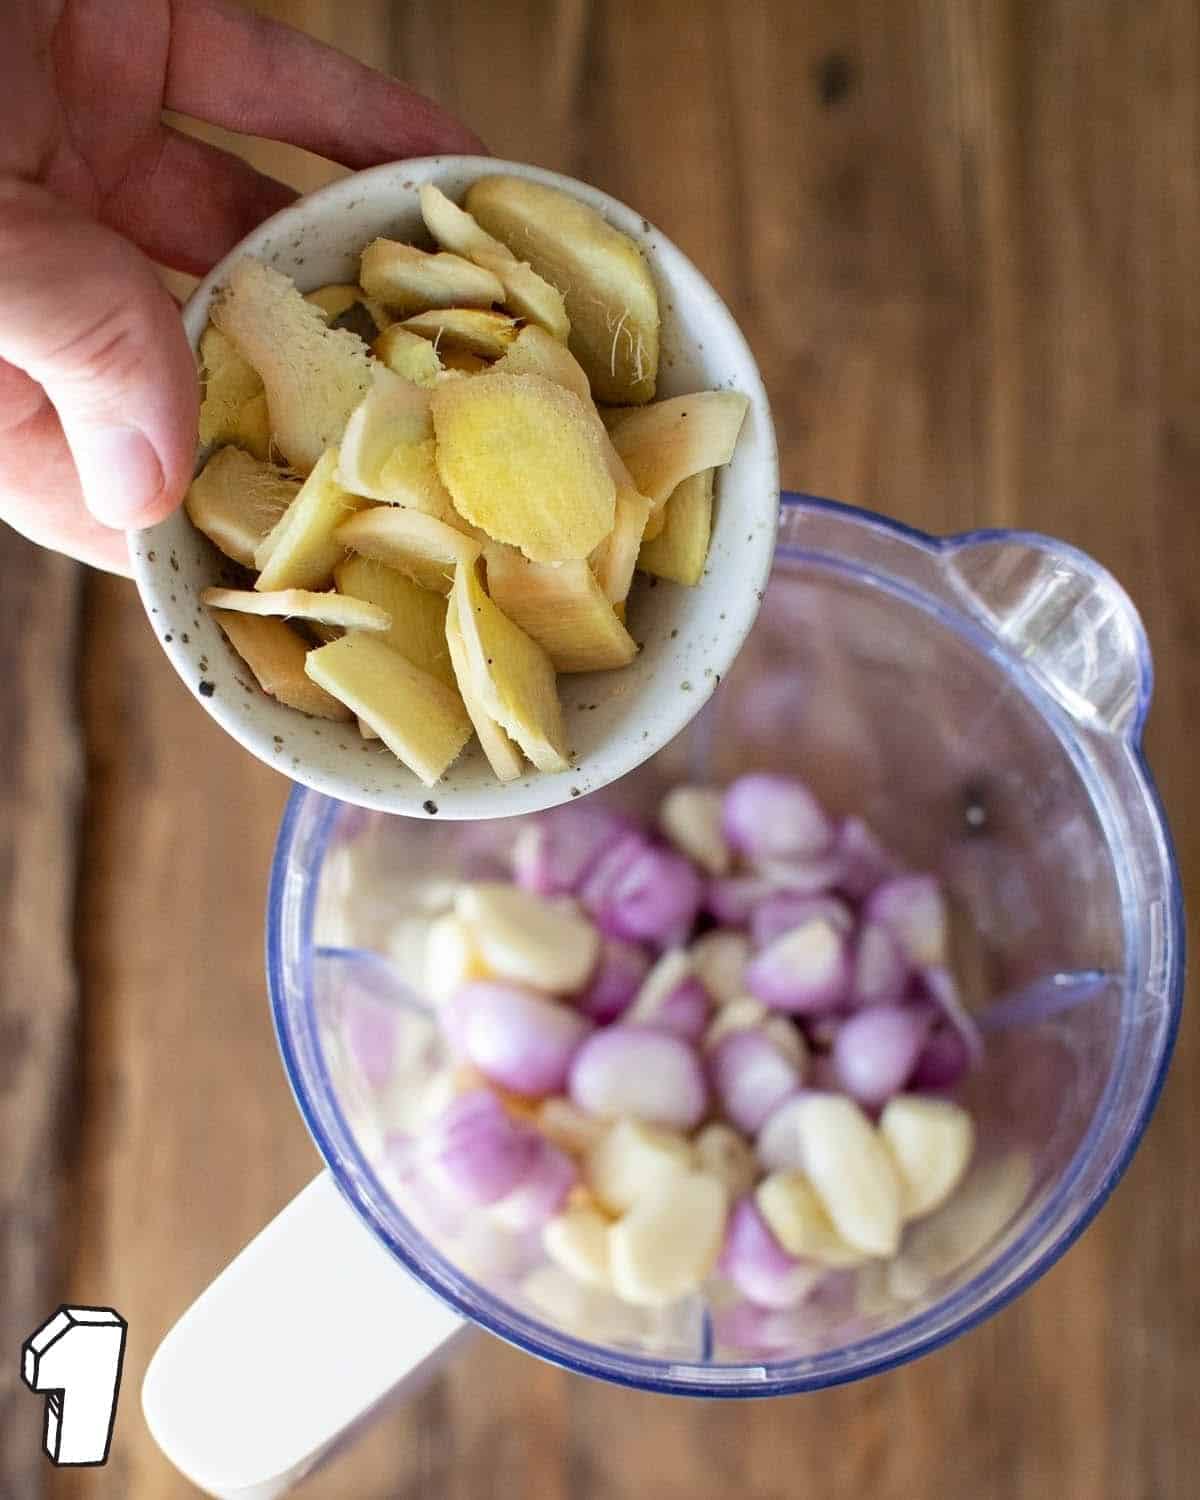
[{"left": 143, "top": 494, "right": 1183, "bottom": 1499}]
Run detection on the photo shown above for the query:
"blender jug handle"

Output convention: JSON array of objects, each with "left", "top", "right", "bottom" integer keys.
[
  {"left": 941, "top": 531, "right": 1154, "bottom": 737},
  {"left": 142, "top": 1171, "right": 467, "bottom": 1499}
]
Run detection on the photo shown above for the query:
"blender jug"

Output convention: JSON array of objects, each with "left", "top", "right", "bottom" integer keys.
[{"left": 143, "top": 495, "right": 1183, "bottom": 1499}]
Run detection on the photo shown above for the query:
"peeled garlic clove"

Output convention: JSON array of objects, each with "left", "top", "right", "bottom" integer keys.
[
  {"left": 689, "top": 930, "right": 750, "bottom": 1004},
  {"left": 787, "top": 1093, "right": 903, "bottom": 1257},
  {"left": 703, "top": 995, "right": 768, "bottom": 1051},
  {"left": 609, "top": 1170, "right": 727, "bottom": 1306},
  {"left": 624, "top": 949, "right": 709, "bottom": 1039},
  {"left": 879, "top": 1095, "right": 975, "bottom": 1220},
  {"left": 586, "top": 1117, "right": 693, "bottom": 1215},
  {"left": 543, "top": 1205, "right": 614, "bottom": 1289},
  {"left": 658, "top": 785, "right": 730, "bottom": 876},
  {"left": 425, "top": 912, "right": 487, "bottom": 1005},
  {"left": 455, "top": 882, "right": 599, "bottom": 993},
  {"left": 693, "top": 1123, "right": 758, "bottom": 1200},
  {"left": 754, "top": 1171, "right": 867, "bottom": 1268}
]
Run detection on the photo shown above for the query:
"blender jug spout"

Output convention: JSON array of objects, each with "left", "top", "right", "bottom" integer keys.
[{"left": 942, "top": 532, "right": 1154, "bottom": 738}]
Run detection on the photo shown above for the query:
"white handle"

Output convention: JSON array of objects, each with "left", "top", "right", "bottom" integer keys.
[{"left": 142, "top": 1173, "right": 467, "bottom": 1498}]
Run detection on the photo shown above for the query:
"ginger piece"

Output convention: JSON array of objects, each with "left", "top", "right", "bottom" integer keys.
[
  {"left": 372, "top": 324, "right": 443, "bottom": 386},
  {"left": 359, "top": 239, "right": 504, "bottom": 314},
  {"left": 431, "top": 371, "right": 615, "bottom": 563},
  {"left": 638, "top": 469, "right": 714, "bottom": 586},
  {"left": 184, "top": 446, "right": 299, "bottom": 567},
  {"left": 336, "top": 367, "right": 435, "bottom": 502},
  {"left": 420, "top": 183, "right": 570, "bottom": 342},
  {"left": 485, "top": 545, "right": 637, "bottom": 673},
  {"left": 641, "top": 504, "right": 667, "bottom": 542},
  {"left": 254, "top": 448, "right": 366, "bottom": 589},
  {"left": 591, "top": 486, "right": 653, "bottom": 605},
  {"left": 197, "top": 325, "right": 263, "bottom": 450},
  {"left": 201, "top": 587, "right": 391, "bottom": 633},
  {"left": 607, "top": 391, "right": 748, "bottom": 508},
  {"left": 335, "top": 506, "right": 482, "bottom": 595},
  {"left": 492, "top": 325, "right": 591, "bottom": 403},
  {"left": 450, "top": 562, "right": 569, "bottom": 772},
  {"left": 232, "top": 392, "right": 272, "bottom": 461},
  {"left": 400, "top": 308, "right": 519, "bottom": 360},
  {"left": 211, "top": 259, "right": 373, "bottom": 473},
  {"left": 334, "top": 555, "right": 454, "bottom": 686},
  {"left": 375, "top": 440, "right": 457, "bottom": 520},
  {"left": 465, "top": 175, "right": 659, "bottom": 404},
  {"left": 444, "top": 585, "right": 525, "bottom": 782},
  {"left": 305, "top": 633, "right": 473, "bottom": 786},
  {"left": 209, "top": 609, "right": 350, "bottom": 721}
]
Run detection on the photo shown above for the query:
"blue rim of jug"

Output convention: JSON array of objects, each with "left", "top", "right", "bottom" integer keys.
[{"left": 268, "top": 492, "right": 1184, "bottom": 1397}]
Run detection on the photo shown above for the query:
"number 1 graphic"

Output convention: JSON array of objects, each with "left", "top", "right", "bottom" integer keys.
[{"left": 22, "top": 1307, "right": 127, "bottom": 1466}]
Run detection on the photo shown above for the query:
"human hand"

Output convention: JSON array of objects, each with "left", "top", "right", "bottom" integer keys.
[{"left": 0, "top": 0, "right": 482, "bottom": 574}]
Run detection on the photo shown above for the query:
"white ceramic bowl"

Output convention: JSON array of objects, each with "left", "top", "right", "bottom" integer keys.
[{"left": 130, "top": 157, "right": 778, "bottom": 819}]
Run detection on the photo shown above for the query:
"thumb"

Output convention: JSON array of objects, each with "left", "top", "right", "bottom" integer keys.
[{"left": 0, "top": 177, "right": 197, "bottom": 531}]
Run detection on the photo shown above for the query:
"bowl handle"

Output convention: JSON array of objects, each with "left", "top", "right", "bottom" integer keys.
[{"left": 142, "top": 1172, "right": 467, "bottom": 1498}]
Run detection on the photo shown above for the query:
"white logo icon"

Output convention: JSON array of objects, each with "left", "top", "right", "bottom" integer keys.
[{"left": 22, "top": 1306, "right": 127, "bottom": 1467}]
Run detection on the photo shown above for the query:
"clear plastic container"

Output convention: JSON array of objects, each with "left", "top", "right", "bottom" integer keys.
[{"left": 145, "top": 495, "right": 1183, "bottom": 1496}]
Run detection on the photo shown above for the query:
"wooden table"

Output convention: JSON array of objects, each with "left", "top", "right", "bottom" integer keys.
[{"left": 3, "top": 1, "right": 1197, "bottom": 1494}]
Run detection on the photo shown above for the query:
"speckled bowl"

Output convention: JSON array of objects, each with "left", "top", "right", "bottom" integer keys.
[{"left": 129, "top": 157, "right": 778, "bottom": 819}]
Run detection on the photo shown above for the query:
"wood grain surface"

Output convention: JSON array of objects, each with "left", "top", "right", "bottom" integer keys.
[{"left": 1, "top": 0, "right": 1195, "bottom": 1495}]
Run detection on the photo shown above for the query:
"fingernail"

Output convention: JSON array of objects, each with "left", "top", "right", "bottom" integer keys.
[{"left": 73, "top": 425, "right": 165, "bottom": 529}]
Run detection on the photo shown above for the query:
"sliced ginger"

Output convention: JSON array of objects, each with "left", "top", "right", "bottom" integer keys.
[
  {"left": 638, "top": 468, "right": 714, "bottom": 586},
  {"left": 185, "top": 446, "right": 299, "bottom": 567},
  {"left": 485, "top": 545, "right": 637, "bottom": 673},
  {"left": 201, "top": 586, "right": 391, "bottom": 633},
  {"left": 232, "top": 392, "right": 272, "bottom": 461},
  {"left": 336, "top": 366, "right": 434, "bottom": 502},
  {"left": 486, "top": 330, "right": 644, "bottom": 536},
  {"left": 305, "top": 632, "right": 473, "bottom": 787},
  {"left": 465, "top": 175, "right": 659, "bottom": 404},
  {"left": 335, "top": 506, "right": 482, "bottom": 594},
  {"left": 198, "top": 326, "right": 263, "bottom": 449},
  {"left": 209, "top": 609, "right": 350, "bottom": 721},
  {"left": 607, "top": 391, "right": 748, "bottom": 508},
  {"left": 451, "top": 562, "right": 569, "bottom": 771},
  {"left": 359, "top": 239, "right": 504, "bottom": 314},
  {"left": 591, "top": 485, "right": 653, "bottom": 605},
  {"left": 335, "top": 367, "right": 457, "bottom": 518},
  {"left": 188, "top": 182, "right": 750, "bottom": 790},
  {"left": 419, "top": 183, "right": 570, "bottom": 342},
  {"left": 372, "top": 324, "right": 442, "bottom": 386},
  {"left": 375, "top": 439, "right": 457, "bottom": 519},
  {"left": 334, "top": 555, "right": 454, "bottom": 686},
  {"left": 641, "top": 504, "right": 667, "bottom": 542},
  {"left": 400, "top": 308, "right": 519, "bottom": 360},
  {"left": 254, "top": 448, "right": 366, "bottom": 589},
  {"left": 211, "top": 259, "right": 372, "bottom": 473},
  {"left": 492, "top": 325, "right": 591, "bottom": 403},
  {"left": 431, "top": 371, "right": 615, "bottom": 563},
  {"left": 445, "top": 585, "right": 525, "bottom": 782}
]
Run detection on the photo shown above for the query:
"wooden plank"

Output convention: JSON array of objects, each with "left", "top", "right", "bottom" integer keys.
[
  {"left": 0, "top": 539, "right": 81, "bottom": 1500},
  {"left": 41, "top": 0, "right": 1200, "bottom": 1495}
]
